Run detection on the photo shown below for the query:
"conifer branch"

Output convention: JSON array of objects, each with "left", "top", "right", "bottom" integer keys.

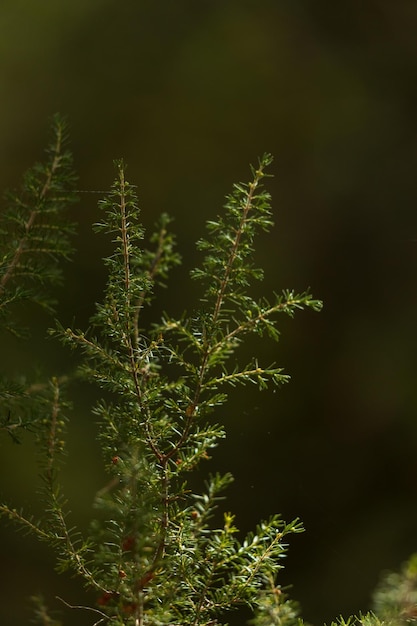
[
  {"left": 0, "top": 114, "right": 77, "bottom": 323},
  {"left": 1, "top": 144, "right": 328, "bottom": 625},
  {"left": 1, "top": 118, "right": 411, "bottom": 626}
]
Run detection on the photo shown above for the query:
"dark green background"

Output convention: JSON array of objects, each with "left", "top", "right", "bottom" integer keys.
[{"left": 2, "top": 1, "right": 417, "bottom": 624}]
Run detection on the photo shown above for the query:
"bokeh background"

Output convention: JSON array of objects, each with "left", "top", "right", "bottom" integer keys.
[{"left": 2, "top": 1, "right": 417, "bottom": 624}]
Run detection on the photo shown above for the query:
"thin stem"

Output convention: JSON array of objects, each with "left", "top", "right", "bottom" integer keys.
[
  {"left": 0, "top": 505, "right": 52, "bottom": 541},
  {"left": 228, "top": 532, "right": 284, "bottom": 606},
  {"left": 56, "top": 596, "right": 110, "bottom": 624},
  {"left": 195, "top": 166, "right": 265, "bottom": 400},
  {"left": 0, "top": 123, "right": 64, "bottom": 294},
  {"left": 116, "top": 168, "right": 164, "bottom": 463},
  {"left": 119, "top": 167, "right": 131, "bottom": 296},
  {"left": 118, "top": 169, "right": 142, "bottom": 402},
  {"left": 211, "top": 177, "right": 259, "bottom": 326},
  {"left": 208, "top": 294, "right": 311, "bottom": 356},
  {"left": 45, "top": 377, "right": 60, "bottom": 475},
  {"left": 167, "top": 165, "right": 267, "bottom": 458},
  {"left": 133, "top": 223, "right": 167, "bottom": 344}
]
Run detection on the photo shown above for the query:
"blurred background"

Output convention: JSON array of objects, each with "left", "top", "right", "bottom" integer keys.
[{"left": 1, "top": 1, "right": 417, "bottom": 624}]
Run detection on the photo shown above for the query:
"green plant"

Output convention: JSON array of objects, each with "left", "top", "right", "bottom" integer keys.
[
  {"left": 372, "top": 553, "right": 417, "bottom": 625},
  {"left": 0, "top": 114, "right": 77, "bottom": 443},
  {"left": 1, "top": 117, "right": 411, "bottom": 626}
]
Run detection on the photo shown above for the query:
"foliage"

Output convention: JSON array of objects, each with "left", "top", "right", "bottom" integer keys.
[
  {"left": 1, "top": 117, "right": 414, "bottom": 626},
  {"left": 0, "top": 113, "right": 77, "bottom": 328},
  {"left": 49, "top": 153, "right": 321, "bottom": 624},
  {"left": 372, "top": 553, "right": 417, "bottom": 626},
  {"left": 0, "top": 114, "right": 77, "bottom": 444}
]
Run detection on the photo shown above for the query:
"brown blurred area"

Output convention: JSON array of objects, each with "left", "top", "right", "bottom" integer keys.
[{"left": 1, "top": 1, "right": 417, "bottom": 624}]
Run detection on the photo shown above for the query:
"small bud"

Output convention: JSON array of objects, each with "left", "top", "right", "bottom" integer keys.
[{"left": 122, "top": 535, "right": 135, "bottom": 551}]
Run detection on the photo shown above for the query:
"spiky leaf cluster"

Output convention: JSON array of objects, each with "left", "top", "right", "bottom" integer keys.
[
  {"left": 47, "top": 155, "right": 321, "bottom": 624},
  {"left": 0, "top": 115, "right": 77, "bottom": 443},
  {"left": 1, "top": 124, "right": 415, "bottom": 626},
  {"left": 372, "top": 553, "right": 417, "bottom": 625},
  {"left": 0, "top": 113, "right": 77, "bottom": 331},
  {"left": 2, "top": 151, "right": 322, "bottom": 625}
]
